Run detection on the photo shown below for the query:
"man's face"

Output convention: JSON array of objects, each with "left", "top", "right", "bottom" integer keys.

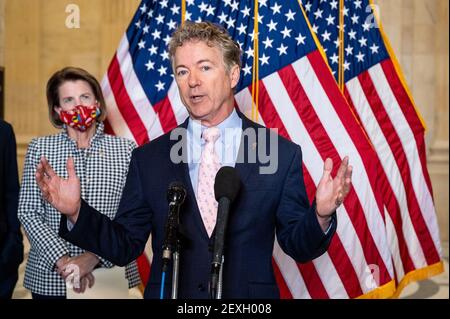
[{"left": 174, "top": 40, "right": 240, "bottom": 127}]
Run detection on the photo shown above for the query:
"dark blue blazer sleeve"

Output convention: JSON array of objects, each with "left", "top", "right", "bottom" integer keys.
[
  {"left": 0, "top": 121, "right": 23, "bottom": 273},
  {"left": 275, "top": 145, "right": 336, "bottom": 263},
  {"left": 59, "top": 150, "right": 153, "bottom": 266}
]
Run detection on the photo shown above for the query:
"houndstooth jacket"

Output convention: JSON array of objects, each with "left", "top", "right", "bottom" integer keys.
[{"left": 18, "top": 123, "right": 141, "bottom": 296}]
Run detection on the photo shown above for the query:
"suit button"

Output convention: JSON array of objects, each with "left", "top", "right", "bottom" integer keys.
[{"left": 198, "top": 284, "right": 205, "bottom": 292}]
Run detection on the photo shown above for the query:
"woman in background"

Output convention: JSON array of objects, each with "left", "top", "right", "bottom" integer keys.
[{"left": 18, "top": 67, "right": 140, "bottom": 299}]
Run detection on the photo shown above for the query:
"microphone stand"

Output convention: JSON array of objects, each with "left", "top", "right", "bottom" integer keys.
[
  {"left": 161, "top": 205, "right": 184, "bottom": 298},
  {"left": 216, "top": 256, "right": 224, "bottom": 299},
  {"left": 171, "top": 230, "right": 181, "bottom": 299}
]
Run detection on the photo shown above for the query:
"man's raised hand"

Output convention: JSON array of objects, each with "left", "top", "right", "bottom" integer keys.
[{"left": 35, "top": 156, "right": 81, "bottom": 223}]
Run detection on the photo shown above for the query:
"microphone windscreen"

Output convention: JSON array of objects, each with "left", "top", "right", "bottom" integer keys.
[
  {"left": 169, "top": 181, "right": 184, "bottom": 190},
  {"left": 167, "top": 181, "right": 186, "bottom": 204},
  {"left": 214, "top": 166, "right": 241, "bottom": 202}
]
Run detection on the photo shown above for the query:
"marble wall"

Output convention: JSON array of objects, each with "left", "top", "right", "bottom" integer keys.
[{"left": 0, "top": 0, "right": 448, "bottom": 240}]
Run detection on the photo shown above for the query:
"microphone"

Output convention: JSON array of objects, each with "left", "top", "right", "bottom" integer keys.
[
  {"left": 162, "top": 182, "right": 186, "bottom": 272},
  {"left": 210, "top": 166, "right": 241, "bottom": 298}
]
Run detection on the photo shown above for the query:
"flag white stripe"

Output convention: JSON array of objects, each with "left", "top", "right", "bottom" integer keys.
[
  {"left": 369, "top": 64, "right": 442, "bottom": 257},
  {"left": 346, "top": 76, "right": 427, "bottom": 269},
  {"left": 313, "top": 253, "right": 349, "bottom": 298},
  {"left": 101, "top": 76, "right": 135, "bottom": 142},
  {"left": 167, "top": 81, "right": 189, "bottom": 125},
  {"left": 262, "top": 71, "right": 350, "bottom": 295},
  {"left": 235, "top": 89, "right": 266, "bottom": 126},
  {"left": 273, "top": 240, "right": 311, "bottom": 299},
  {"left": 293, "top": 57, "right": 394, "bottom": 277},
  {"left": 334, "top": 205, "right": 373, "bottom": 293},
  {"left": 264, "top": 69, "right": 379, "bottom": 295},
  {"left": 116, "top": 35, "right": 165, "bottom": 140},
  {"left": 384, "top": 205, "right": 406, "bottom": 279}
]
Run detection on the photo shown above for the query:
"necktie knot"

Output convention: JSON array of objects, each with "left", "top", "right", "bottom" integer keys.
[{"left": 202, "top": 127, "right": 220, "bottom": 144}]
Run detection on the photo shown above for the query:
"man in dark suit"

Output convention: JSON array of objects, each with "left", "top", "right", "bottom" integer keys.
[
  {"left": 0, "top": 119, "right": 24, "bottom": 299},
  {"left": 35, "top": 21, "right": 352, "bottom": 299}
]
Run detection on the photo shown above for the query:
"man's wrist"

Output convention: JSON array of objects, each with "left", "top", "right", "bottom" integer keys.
[
  {"left": 68, "top": 201, "right": 81, "bottom": 224},
  {"left": 315, "top": 207, "right": 332, "bottom": 220},
  {"left": 315, "top": 208, "right": 332, "bottom": 232}
]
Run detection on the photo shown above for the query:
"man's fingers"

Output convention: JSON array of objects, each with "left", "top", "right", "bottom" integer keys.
[
  {"left": 41, "top": 156, "right": 57, "bottom": 179},
  {"left": 342, "top": 165, "right": 353, "bottom": 195},
  {"left": 321, "top": 158, "right": 333, "bottom": 181},
  {"left": 336, "top": 156, "right": 349, "bottom": 180},
  {"left": 67, "top": 157, "right": 77, "bottom": 179},
  {"left": 36, "top": 163, "right": 48, "bottom": 188},
  {"left": 345, "top": 165, "right": 353, "bottom": 180}
]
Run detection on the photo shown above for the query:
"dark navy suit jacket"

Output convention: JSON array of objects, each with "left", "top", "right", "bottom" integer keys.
[
  {"left": 60, "top": 112, "right": 336, "bottom": 299},
  {"left": 0, "top": 119, "right": 23, "bottom": 298}
]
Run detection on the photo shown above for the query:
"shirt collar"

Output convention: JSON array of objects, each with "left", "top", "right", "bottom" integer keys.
[
  {"left": 187, "top": 108, "right": 241, "bottom": 144},
  {"left": 62, "top": 122, "right": 104, "bottom": 148}
]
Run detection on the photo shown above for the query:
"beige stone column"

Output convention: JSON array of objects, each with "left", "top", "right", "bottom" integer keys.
[
  {"left": 0, "top": 0, "right": 5, "bottom": 66},
  {"left": 4, "top": 0, "right": 43, "bottom": 171},
  {"left": 428, "top": 0, "right": 449, "bottom": 242}
]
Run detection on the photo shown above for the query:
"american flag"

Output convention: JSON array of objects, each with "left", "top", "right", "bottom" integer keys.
[
  {"left": 305, "top": 0, "right": 443, "bottom": 295},
  {"left": 101, "top": 0, "right": 411, "bottom": 298}
]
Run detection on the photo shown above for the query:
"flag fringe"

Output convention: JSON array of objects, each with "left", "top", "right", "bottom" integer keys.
[
  {"left": 356, "top": 280, "right": 396, "bottom": 299},
  {"left": 390, "top": 261, "right": 445, "bottom": 298}
]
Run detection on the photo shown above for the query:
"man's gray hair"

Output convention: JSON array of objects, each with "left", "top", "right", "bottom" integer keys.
[{"left": 169, "top": 21, "right": 242, "bottom": 72}]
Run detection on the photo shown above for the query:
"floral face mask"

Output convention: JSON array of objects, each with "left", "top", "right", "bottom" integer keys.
[{"left": 59, "top": 105, "right": 100, "bottom": 132}]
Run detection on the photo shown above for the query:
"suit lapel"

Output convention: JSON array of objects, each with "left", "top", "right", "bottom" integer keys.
[{"left": 234, "top": 111, "right": 259, "bottom": 186}]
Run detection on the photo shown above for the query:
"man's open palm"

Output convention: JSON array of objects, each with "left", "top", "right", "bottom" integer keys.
[{"left": 35, "top": 157, "right": 81, "bottom": 220}]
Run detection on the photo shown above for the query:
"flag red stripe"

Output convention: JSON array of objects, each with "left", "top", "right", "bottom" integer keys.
[
  {"left": 297, "top": 170, "right": 332, "bottom": 298},
  {"left": 254, "top": 84, "right": 290, "bottom": 140},
  {"left": 307, "top": 51, "right": 385, "bottom": 216},
  {"left": 297, "top": 262, "right": 330, "bottom": 299},
  {"left": 305, "top": 53, "right": 395, "bottom": 285},
  {"left": 108, "top": 56, "right": 150, "bottom": 145},
  {"left": 103, "top": 118, "right": 115, "bottom": 136},
  {"left": 380, "top": 59, "right": 434, "bottom": 194},
  {"left": 358, "top": 71, "right": 440, "bottom": 265},
  {"left": 136, "top": 254, "right": 151, "bottom": 287},
  {"left": 344, "top": 86, "right": 416, "bottom": 275},
  {"left": 301, "top": 153, "right": 342, "bottom": 298},
  {"left": 247, "top": 85, "right": 295, "bottom": 297},
  {"left": 304, "top": 161, "right": 365, "bottom": 298},
  {"left": 278, "top": 65, "right": 375, "bottom": 295},
  {"left": 259, "top": 79, "right": 368, "bottom": 297},
  {"left": 257, "top": 82, "right": 333, "bottom": 298},
  {"left": 343, "top": 89, "right": 364, "bottom": 128},
  {"left": 153, "top": 95, "right": 178, "bottom": 134}
]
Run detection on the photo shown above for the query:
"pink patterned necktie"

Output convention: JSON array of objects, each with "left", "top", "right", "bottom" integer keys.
[{"left": 197, "top": 127, "right": 221, "bottom": 237}]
